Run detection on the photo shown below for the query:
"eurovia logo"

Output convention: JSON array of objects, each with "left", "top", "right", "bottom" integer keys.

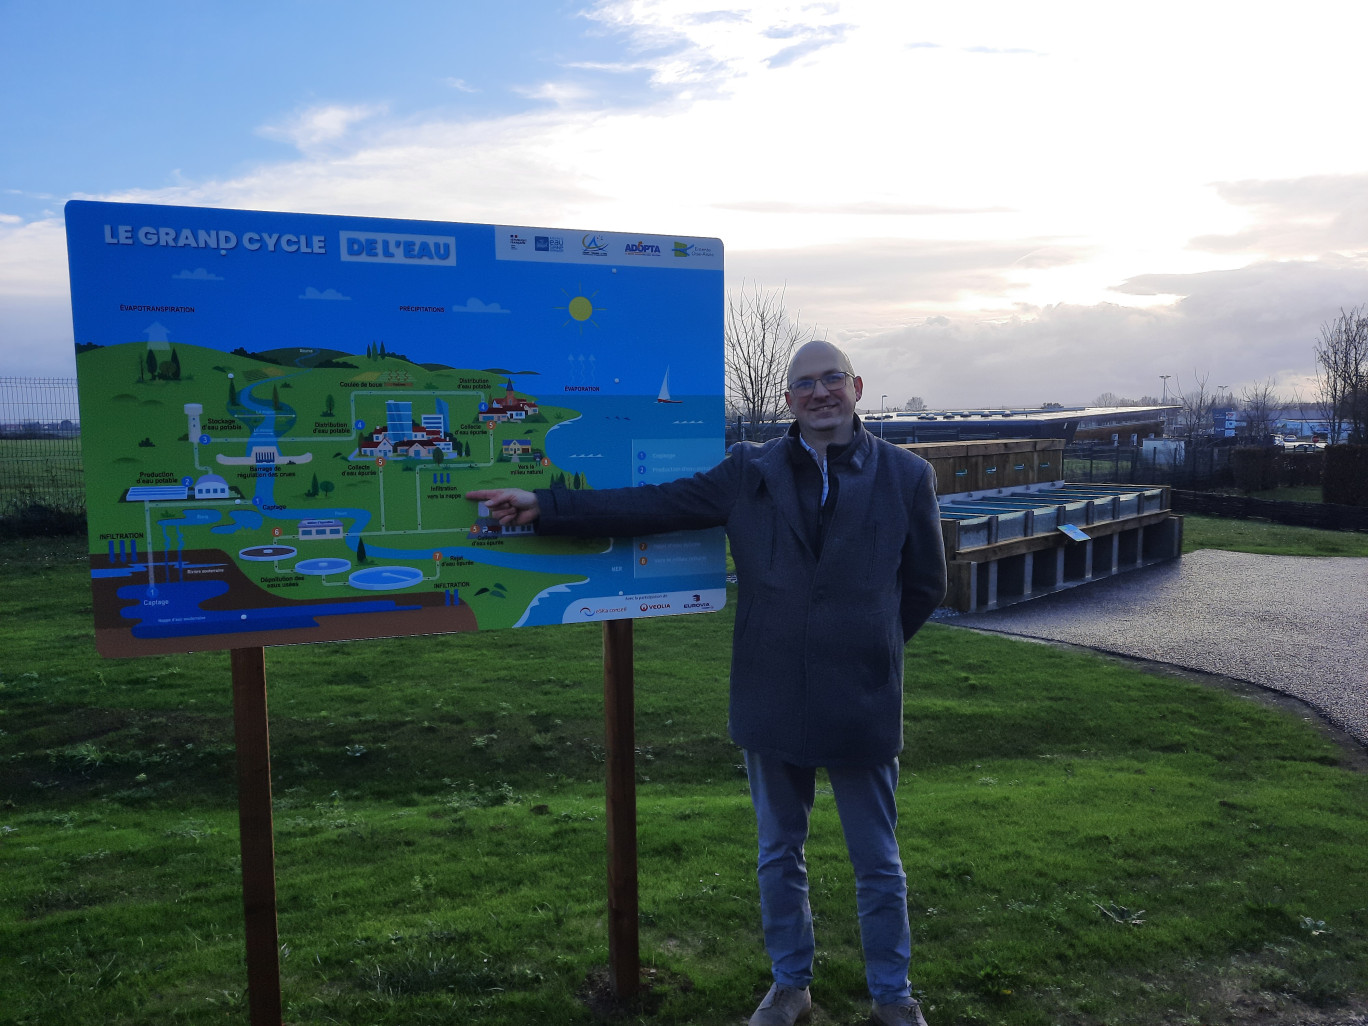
[
  {"left": 581, "top": 233, "right": 609, "bottom": 256},
  {"left": 624, "top": 240, "right": 661, "bottom": 256}
]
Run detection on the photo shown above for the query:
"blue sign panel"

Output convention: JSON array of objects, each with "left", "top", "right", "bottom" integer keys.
[{"left": 65, "top": 201, "right": 724, "bottom": 656}]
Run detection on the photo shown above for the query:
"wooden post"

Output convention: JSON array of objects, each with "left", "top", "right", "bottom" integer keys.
[
  {"left": 230, "top": 647, "right": 283, "bottom": 1026},
  {"left": 601, "top": 619, "right": 639, "bottom": 1003}
]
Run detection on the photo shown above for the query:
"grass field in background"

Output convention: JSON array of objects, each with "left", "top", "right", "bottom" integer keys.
[
  {"left": 0, "top": 437, "right": 85, "bottom": 514},
  {"left": 1246, "top": 485, "right": 1324, "bottom": 503},
  {"left": 2, "top": 535, "right": 1367, "bottom": 1025}
]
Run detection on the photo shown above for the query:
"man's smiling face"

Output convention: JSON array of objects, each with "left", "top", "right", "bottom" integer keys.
[{"left": 785, "top": 341, "right": 863, "bottom": 441}]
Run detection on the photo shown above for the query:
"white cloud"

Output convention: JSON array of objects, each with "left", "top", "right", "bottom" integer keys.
[
  {"left": 851, "top": 257, "right": 1368, "bottom": 409},
  {"left": 10, "top": 1, "right": 1368, "bottom": 397},
  {"left": 299, "top": 287, "right": 350, "bottom": 301},
  {"left": 257, "top": 103, "right": 387, "bottom": 152}
]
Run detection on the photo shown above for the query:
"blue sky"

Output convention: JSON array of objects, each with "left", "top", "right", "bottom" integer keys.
[
  {"left": 5, "top": 0, "right": 1368, "bottom": 408},
  {"left": 1, "top": 1, "right": 644, "bottom": 217}
]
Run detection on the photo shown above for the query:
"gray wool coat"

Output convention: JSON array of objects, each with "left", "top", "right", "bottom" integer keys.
[{"left": 535, "top": 419, "right": 947, "bottom": 767}]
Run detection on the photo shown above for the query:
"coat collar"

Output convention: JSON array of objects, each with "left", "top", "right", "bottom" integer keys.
[
  {"left": 775, "top": 414, "right": 872, "bottom": 471},
  {"left": 749, "top": 417, "right": 876, "bottom": 559}
]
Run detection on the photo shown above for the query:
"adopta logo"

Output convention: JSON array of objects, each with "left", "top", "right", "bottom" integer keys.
[{"left": 624, "top": 240, "right": 661, "bottom": 256}]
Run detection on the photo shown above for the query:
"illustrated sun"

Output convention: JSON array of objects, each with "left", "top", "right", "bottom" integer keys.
[{"left": 556, "top": 283, "right": 603, "bottom": 332}]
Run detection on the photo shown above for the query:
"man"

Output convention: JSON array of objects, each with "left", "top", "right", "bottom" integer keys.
[{"left": 467, "top": 341, "right": 946, "bottom": 1026}]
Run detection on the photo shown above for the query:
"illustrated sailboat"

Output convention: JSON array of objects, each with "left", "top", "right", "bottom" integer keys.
[{"left": 656, "top": 367, "right": 683, "bottom": 403}]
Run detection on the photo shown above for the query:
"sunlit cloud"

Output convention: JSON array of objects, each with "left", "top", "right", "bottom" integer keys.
[
  {"left": 257, "top": 103, "right": 387, "bottom": 151},
  {"left": 7, "top": 0, "right": 1368, "bottom": 405}
]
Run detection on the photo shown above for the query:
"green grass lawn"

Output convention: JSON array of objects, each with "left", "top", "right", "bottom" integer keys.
[
  {"left": 2, "top": 536, "right": 1367, "bottom": 1025},
  {"left": 1182, "top": 514, "right": 1368, "bottom": 557}
]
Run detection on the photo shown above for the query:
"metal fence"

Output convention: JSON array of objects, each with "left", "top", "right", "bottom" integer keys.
[
  {"left": 1064, "top": 442, "right": 1236, "bottom": 489},
  {"left": 0, "top": 377, "right": 85, "bottom": 516}
]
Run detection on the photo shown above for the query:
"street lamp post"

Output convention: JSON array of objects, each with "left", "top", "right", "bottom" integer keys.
[{"left": 1159, "top": 375, "right": 1171, "bottom": 404}]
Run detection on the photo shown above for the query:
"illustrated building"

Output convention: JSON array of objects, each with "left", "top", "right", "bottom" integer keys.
[
  {"left": 299, "top": 518, "right": 345, "bottom": 540},
  {"left": 193, "top": 473, "right": 230, "bottom": 498},
  {"left": 360, "top": 398, "right": 454, "bottom": 459},
  {"left": 478, "top": 381, "right": 539, "bottom": 423}
]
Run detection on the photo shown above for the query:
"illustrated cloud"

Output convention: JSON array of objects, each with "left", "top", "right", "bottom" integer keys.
[
  {"left": 451, "top": 297, "right": 510, "bottom": 314},
  {"left": 299, "top": 287, "right": 350, "bottom": 300},
  {"left": 173, "top": 268, "right": 223, "bottom": 281}
]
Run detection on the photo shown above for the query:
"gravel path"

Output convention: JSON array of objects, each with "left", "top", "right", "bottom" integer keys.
[{"left": 942, "top": 549, "right": 1368, "bottom": 753}]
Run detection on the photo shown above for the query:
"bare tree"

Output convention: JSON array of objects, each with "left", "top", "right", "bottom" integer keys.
[
  {"left": 725, "top": 282, "right": 815, "bottom": 438},
  {"left": 904, "top": 396, "right": 927, "bottom": 412},
  {"left": 1314, "top": 306, "right": 1368, "bottom": 443},
  {"left": 1240, "top": 378, "right": 1282, "bottom": 441},
  {"left": 1172, "top": 371, "right": 1217, "bottom": 442},
  {"left": 1093, "top": 392, "right": 1162, "bottom": 407}
]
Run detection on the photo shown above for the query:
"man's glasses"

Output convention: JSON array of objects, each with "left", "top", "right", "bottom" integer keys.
[{"left": 789, "top": 371, "right": 851, "bottom": 396}]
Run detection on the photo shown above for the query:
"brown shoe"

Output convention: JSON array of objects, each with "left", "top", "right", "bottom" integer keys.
[{"left": 748, "top": 983, "right": 812, "bottom": 1026}]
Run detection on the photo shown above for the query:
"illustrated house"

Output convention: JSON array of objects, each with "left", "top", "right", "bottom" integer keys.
[
  {"left": 360, "top": 432, "right": 396, "bottom": 458},
  {"left": 479, "top": 381, "right": 540, "bottom": 423},
  {"left": 502, "top": 439, "right": 534, "bottom": 459}
]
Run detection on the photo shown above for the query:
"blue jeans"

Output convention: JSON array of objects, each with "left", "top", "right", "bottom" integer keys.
[{"left": 744, "top": 749, "right": 912, "bottom": 1004}]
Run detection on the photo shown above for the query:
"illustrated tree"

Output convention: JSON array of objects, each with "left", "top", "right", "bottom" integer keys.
[
  {"left": 228, "top": 378, "right": 239, "bottom": 405},
  {"left": 432, "top": 447, "right": 445, "bottom": 467},
  {"left": 170, "top": 349, "right": 181, "bottom": 380},
  {"left": 725, "top": 281, "right": 816, "bottom": 438},
  {"left": 146, "top": 350, "right": 158, "bottom": 379},
  {"left": 271, "top": 385, "right": 280, "bottom": 411},
  {"left": 319, "top": 481, "right": 335, "bottom": 498},
  {"left": 323, "top": 394, "right": 335, "bottom": 416},
  {"left": 356, "top": 536, "right": 368, "bottom": 562}
]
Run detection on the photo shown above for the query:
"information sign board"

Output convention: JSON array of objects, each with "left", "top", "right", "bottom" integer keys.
[{"left": 65, "top": 201, "right": 725, "bottom": 656}]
